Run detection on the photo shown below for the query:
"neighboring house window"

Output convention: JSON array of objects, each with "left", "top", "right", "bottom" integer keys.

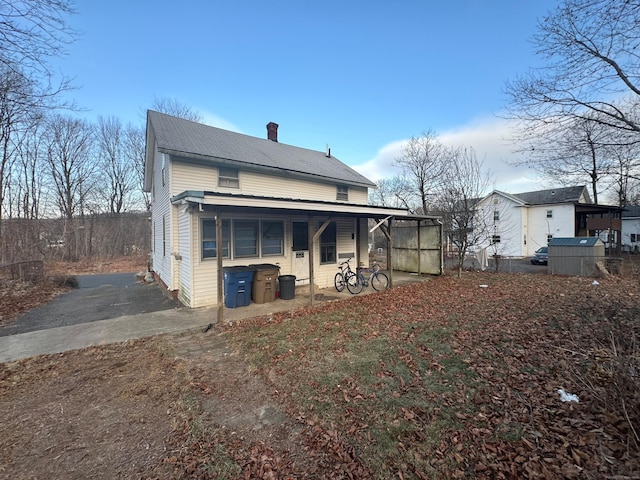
[
  {"left": 234, "top": 220, "right": 258, "bottom": 257},
  {"left": 162, "top": 215, "right": 166, "bottom": 257},
  {"left": 547, "top": 234, "right": 553, "bottom": 244},
  {"left": 218, "top": 167, "right": 239, "bottom": 188},
  {"left": 493, "top": 210, "right": 500, "bottom": 221},
  {"left": 546, "top": 210, "right": 553, "bottom": 218},
  {"left": 161, "top": 153, "right": 166, "bottom": 187},
  {"left": 630, "top": 234, "right": 637, "bottom": 243},
  {"left": 337, "top": 185, "right": 349, "bottom": 201},
  {"left": 202, "top": 219, "right": 230, "bottom": 259},
  {"left": 320, "top": 221, "right": 337, "bottom": 264},
  {"left": 491, "top": 235, "right": 500, "bottom": 244},
  {"left": 261, "top": 220, "right": 284, "bottom": 256}
]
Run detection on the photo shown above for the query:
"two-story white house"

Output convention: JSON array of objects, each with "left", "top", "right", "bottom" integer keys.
[
  {"left": 144, "top": 111, "right": 440, "bottom": 312},
  {"left": 622, "top": 206, "right": 640, "bottom": 253},
  {"left": 474, "top": 186, "right": 623, "bottom": 257}
]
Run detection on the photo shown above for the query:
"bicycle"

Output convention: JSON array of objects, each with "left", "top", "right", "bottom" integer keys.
[
  {"left": 334, "top": 257, "right": 358, "bottom": 292},
  {"left": 347, "top": 262, "right": 389, "bottom": 294}
]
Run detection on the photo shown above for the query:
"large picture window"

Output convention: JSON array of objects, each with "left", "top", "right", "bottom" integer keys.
[
  {"left": 320, "top": 221, "right": 336, "bottom": 264},
  {"left": 202, "top": 218, "right": 284, "bottom": 260},
  {"left": 202, "top": 219, "right": 230, "bottom": 259},
  {"left": 261, "top": 221, "right": 284, "bottom": 255}
]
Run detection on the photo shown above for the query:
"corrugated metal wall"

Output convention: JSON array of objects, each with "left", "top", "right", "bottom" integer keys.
[{"left": 391, "top": 222, "right": 442, "bottom": 275}]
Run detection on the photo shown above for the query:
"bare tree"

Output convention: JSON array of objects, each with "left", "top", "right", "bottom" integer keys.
[
  {"left": 96, "top": 116, "right": 137, "bottom": 214},
  {"left": 150, "top": 97, "right": 203, "bottom": 123},
  {"left": 0, "top": 0, "right": 76, "bottom": 84},
  {"left": 123, "top": 123, "right": 149, "bottom": 211},
  {"left": 44, "top": 115, "right": 96, "bottom": 261},
  {"left": 369, "top": 175, "right": 414, "bottom": 210},
  {"left": 506, "top": 0, "right": 640, "bottom": 204},
  {"left": 435, "top": 147, "right": 492, "bottom": 277},
  {"left": 395, "top": 130, "right": 447, "bottom": 214},
  {"left": 505, "top": 0, "right": 640, "bottom": 137}
]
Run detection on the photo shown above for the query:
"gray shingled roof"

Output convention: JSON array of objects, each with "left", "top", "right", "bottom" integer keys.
[
  {"left": 147, "top": 110, "right": 375, "bottom": 188},
  {"left": 623, "top": 205, "right": 640, "bottom": 218},
  {"left": 512, "top": 186, "right": 589, "bottom": 205}
]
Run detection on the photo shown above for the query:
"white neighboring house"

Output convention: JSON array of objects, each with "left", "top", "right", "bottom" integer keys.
[
  {"left": 143, "top": 111, "right": 438, "bottom": 310},
  {"left": 622, "top": 206, "right": 640, "bottom": 253},
  {"left": 474, "top": 186, "right": 623, "bottom": 257}
]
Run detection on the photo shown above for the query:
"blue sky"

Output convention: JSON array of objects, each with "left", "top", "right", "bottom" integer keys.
[{"left": 58, "top": 0, "right": 560, "bottom": 193}]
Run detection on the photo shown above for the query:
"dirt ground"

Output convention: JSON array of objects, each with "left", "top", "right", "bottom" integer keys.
[
  {"left": 0, "top": 329, "right": 305, "bottom": 479},
  {"left": 1, "top": 256, "right": 638, "bottom": 479},
  {"left": 0, "top": 255, "right": 310, "bottom": 479}
]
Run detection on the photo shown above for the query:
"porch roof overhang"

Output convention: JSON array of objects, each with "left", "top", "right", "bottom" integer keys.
[
  {"left": 575, "top": 203, "right": 624, "bottom": 216},
  {"left": 171, "top": 190, "right": 440, "bottom": 223}
]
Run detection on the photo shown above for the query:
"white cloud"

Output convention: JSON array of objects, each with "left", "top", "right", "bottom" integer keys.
[
  {"left": 200, "top": 110, "right": 243, "bottom": 133},
  {"left": 353, "top": 116, "right": 546, "bottom": 194}
]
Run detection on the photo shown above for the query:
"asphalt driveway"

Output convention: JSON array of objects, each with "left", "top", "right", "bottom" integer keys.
[{"left": 0, "top": 273, "right": 182, "bottom": 337}]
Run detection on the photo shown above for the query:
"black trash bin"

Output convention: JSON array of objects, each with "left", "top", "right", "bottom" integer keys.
[
  {"left": 249, "top": 264, "right": 280, "bottom": 303},
  {"left": 278, "top": 275, "right": 296, "bottom": 300},
  {"left": 222, "top": 266, "right": 254, "bottom": 308}
]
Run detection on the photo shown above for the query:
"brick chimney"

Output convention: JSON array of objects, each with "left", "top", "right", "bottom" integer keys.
[{"left": 266, "top": 122, "right": 279, "bottom": 142}]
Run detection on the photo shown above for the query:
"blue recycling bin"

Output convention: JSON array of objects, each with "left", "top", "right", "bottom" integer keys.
[{"left": 223, "top": 266, "right": 255, "bottom": 308}]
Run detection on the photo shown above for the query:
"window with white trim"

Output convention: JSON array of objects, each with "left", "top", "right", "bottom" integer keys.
[
  {"left": 202, "top": 219, "right": 230, "bottom": 259},
  {"left": 218, "top": 167, "right": 239, "bottom": 188},
  {"left": 261, "top": 221, "right": 284, "bottom": 256},
  {"left": 162, "top": 216, "right": 166, "bottom": 256},
  {"left": 161, "top": 154, "right": 167, "bottom": 186},
  {"left": 234, "top": 220, "right": 258, "bottom": 257},
  {"left": 320, "top": 222, "right": 337, "bottom": 264},
  {"left": 547, "top": 234, "right": 553, "bottom": 244},
  {"left": 493, "top": 210, "right": 500, "bottom": 221},
  {"left": 337, "top": 185, "right": 349, "bottom": 201},
  {"left": 546, "top": 209, "right": 553, "bottom": 218}
]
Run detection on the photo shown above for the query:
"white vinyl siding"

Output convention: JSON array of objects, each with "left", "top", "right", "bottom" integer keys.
[
  {"left": 172, "top": 160, "right": 216, "bottom": 194},
  {"left": 150, "top": 143, "right": 173, "bottom": 289},
  {"left": 178, "top": 209, "right": 192, "bottom": 306}
]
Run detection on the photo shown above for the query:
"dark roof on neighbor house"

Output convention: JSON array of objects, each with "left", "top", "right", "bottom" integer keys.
[
  {"left": 146, "top": 110, "right": 376, "bottom": 188},
  {"left": 622, "top": 205, "right": 640, "bottom": 218},
  {"left": 512, "top": 186, "right": 589, "bottom": 205}
]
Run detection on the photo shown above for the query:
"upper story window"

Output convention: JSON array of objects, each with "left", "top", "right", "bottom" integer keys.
[
  {"left": 218, "top": 167, "right": 239, "bottom": 188},
  {"left": 161, "top": 153, "right": 167, "bottom": 186},
  {"left": 546, "top": 209, "right": 553, "bottom": 218},
  {"left": 493, "top": 210, "right": 500, "bottom": 221},
  {"left": 337, "top": 185, "right": 349, "bottom": 201}
]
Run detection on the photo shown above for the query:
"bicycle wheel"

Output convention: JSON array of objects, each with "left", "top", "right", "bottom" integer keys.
[
  {"left": 346, "top": 271, "right": 363, "bottom": 294},
  {"left": 371, "top": 272, "right": 389, "bottom": 291},
  {"left": 334, "top": 272, "right": 345, "bottom": 292}
]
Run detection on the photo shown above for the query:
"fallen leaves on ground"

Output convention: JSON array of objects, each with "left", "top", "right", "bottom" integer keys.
[
  {"left": 2, "top": 269, "right": 639, "bottom": 479},
  {"left": 225, "top": 272, "right": 639, "bottom": 479}
]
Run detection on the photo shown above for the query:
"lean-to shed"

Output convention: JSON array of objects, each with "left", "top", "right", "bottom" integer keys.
[{"left": 548, "top": 237, "right": 605, "bottom": 276}]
